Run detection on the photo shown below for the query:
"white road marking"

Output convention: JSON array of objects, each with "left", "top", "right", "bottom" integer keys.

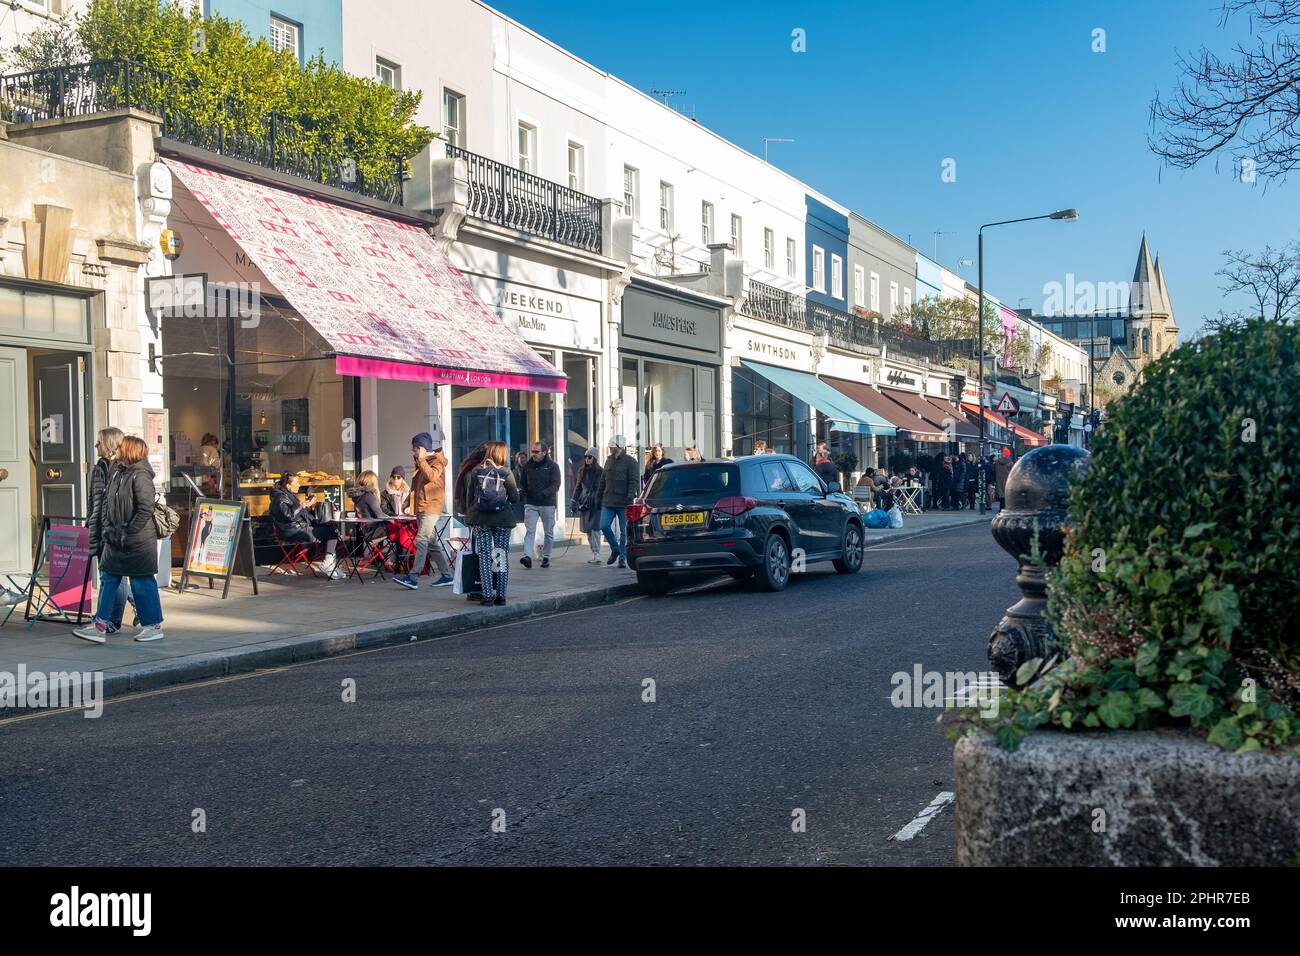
[{"left": 890, "top": 791, "right": 954, "bottom": 841}]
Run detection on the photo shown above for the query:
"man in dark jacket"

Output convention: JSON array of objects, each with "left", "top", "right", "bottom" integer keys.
[
  {"left": 928, "top": 454, "right": 950, "bottom": 511},
  {"left": 519, "top": 440, "right": 561, "bottom": 568},
  {"left": 596, "top": 434, "right": 639, "bottom": 568},
  {"left": 950, "top": 454, "right": 967, "bottom": 510}
]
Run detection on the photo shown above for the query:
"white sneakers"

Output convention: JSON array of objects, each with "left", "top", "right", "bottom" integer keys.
[
  {"left": 71, "top": 620, "right": 165, "bottom": 643},
  {"left": 586, "top": 554, "right": 603, "bottom": 564},
  {"left": 134, "top": 624, "right": 165, "bottom": 642}
]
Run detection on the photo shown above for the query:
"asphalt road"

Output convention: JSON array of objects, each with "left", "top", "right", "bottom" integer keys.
[{"left": 1, "top": 521, "right": 1017, "bottom": 866}]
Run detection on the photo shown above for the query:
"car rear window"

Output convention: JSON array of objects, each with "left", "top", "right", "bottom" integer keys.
[{"left": 644, "top": 464, "right": 740, "bottom": 505}]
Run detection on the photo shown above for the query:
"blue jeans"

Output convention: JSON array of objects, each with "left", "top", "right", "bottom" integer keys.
[
  {"left": 97, "top": 572, "right": 162, "bottom": 628},
  {"left": 600, "top": 506, "right": 628, "bottom": 559},
  {"left": 97, "top": 566, "right": 132, "bottom": 629}
]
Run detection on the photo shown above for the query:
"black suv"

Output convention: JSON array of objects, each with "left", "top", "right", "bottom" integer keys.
[{"left": 626, "top": 454, "right": 865, "bottom": 596}]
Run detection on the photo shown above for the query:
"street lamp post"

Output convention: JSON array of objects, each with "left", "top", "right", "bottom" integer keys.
[{"left": 977, "top": 208, "right": 1078, "bottom": 514}]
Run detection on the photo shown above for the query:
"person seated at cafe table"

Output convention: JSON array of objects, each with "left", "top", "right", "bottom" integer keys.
[
  {"left": 269, "top": 473, "right": 344, "bottom": 580},
  {"left": 347, "top": 470, "right": 391, "bottom": 541}
]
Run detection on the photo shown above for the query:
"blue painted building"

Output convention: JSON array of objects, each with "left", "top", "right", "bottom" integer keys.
[
  {"left": 805, "top": 195, "right": 849, "bottom": 310},
  {"left": 204, "top": 0, "right": 342, "bottom": 65}
]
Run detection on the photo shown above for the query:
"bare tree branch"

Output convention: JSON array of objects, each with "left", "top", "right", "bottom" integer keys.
[{"left": 1151, "top": 1, "right": 1300, "bottom": 180}]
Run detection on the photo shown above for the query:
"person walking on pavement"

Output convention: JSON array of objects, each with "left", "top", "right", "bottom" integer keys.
[
  {"left": 928, "top": 454, "right": 950, "bottom": 511},
  {"left": 394, "top": 432, "right": 453, "bottom": 590},
  {"left": 994, "top": 452, "right": 1013, "bottom": 511},
  {"left": 83, "top": 427, "right": 133, "bottom": 633},
  {"left": 571, "top": 447, "right": 604, "bottom": 564},
  {"left": 519, "top": 440, "right": 561, "bottom": 569},
  {"left": 962, "top": 452, "right": 978, "bottom": 510},
  {"left": 462, "top": 440, "right": 519, "bottom": 606},
  {"left": 597, "top": 435, "right": 639, "bottom": 568},
  {"left": 812, "top": 448, "right": 839, "bottom": 488},
  {"left": 950, "top": 452, "right": 967, "bottom": 510},
  {"left": 74, "top": 436, "right": 166, "bottom": 643},
  {"left": 642, "top": 442, "right": 673, "bottom": 490}
]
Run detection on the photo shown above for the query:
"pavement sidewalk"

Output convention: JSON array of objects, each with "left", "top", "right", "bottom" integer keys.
[{"left": 0, "top": 510, "right": 990, "bottom": 699}]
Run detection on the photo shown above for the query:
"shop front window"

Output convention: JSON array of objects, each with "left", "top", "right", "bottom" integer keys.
[
  {"left": 562, "top": 353, "right": 595, "bottom": 499},
  {"left": 160, "top": 303, "right": 356, "bottom": 563},
  {"left": 729, "top": 364, "right": 806, "bottom": 457},
  {"left": 450, "top": 363, "right": 557, "bottom": 493}
]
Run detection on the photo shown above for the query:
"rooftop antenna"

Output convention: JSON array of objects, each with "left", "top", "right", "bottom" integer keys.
[
  {"left": 650, "top": 88, "right": 687, "bottom": 108},
  {"left": 932, "top": 230, "right": 957, "bottom": 261},
  {"left": 763, "top": 137, "right": 794, "bottom": 163}
]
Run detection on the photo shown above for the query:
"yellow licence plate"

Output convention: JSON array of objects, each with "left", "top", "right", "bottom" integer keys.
[{"left": 660, "top": 511, "right": 706, "bottom": 527}]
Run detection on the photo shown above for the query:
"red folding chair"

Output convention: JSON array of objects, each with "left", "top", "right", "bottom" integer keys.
[
  {"left": 352, "top": 523, "right": 398, "bottom": 579},
  {"left": 268, "top": 524, "right": 319, "bottom": 577}
]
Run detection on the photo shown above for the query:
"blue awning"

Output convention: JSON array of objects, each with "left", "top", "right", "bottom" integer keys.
[{"left": 740, "top": 360, "right": 897, "bottom": 436}]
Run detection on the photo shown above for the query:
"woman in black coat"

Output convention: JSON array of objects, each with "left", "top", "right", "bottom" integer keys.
[
  {"left": 85, "top": 427, "right": 131, "bottom": 631},
  {"left": 269, "top": 473, "right": 343, "bottom": 579},
  {"left": 76, "top": 436, "right": 165, "bottom": 643},
  {"left": 571, "top": 446, "right": 604, "bottom": 564}
]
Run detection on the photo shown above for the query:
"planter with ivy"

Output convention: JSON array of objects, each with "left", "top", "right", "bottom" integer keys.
[{"left": 950, "top": 320, "right": 1300, "bottom": 865}]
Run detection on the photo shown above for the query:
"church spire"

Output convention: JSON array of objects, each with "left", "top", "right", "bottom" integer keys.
[{"left": 1131, "top": 233, "right": 1157, "bottom": 315}]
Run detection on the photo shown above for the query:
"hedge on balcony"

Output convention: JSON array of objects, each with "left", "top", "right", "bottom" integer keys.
[{"left": 5, "top": 0, "right": 433, "bottom": 188}]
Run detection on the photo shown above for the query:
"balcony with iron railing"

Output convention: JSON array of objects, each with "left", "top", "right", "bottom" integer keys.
[
  {"left": 445, "top": 144, "right": 602, "bottom": 255},
  {"left": 0, "top": 59, "right": 406, "bottom": 205},
  {"left": 744, "top": 279, "right": 944, "bottom": 364}
]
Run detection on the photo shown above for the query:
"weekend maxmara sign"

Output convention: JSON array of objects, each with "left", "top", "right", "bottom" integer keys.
[{"left": 473, "top": 277, "right": 602, "bottom": 351}]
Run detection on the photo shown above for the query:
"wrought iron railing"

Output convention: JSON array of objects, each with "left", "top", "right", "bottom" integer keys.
[
  {"left": 447, "top": 144, "right": 602, "bottom": 254},
  {"left": 0, "top": 59, "right": 406, "bottom": 205},
  {"left": 744, "top": 279, "right": 943, "bottom": 363}
]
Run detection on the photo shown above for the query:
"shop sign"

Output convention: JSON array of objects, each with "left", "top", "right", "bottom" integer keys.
[
  {"left": 622, "top": 287, "right": 722, "bottom": 358},
  {"left": 878, "top": 366, "right": 921, "bottom": 391},
  {"left": 736, "top": 329, "right": 811, "bottom": 371},
  {"left": 474, "top": 277, "right": 601, "bottom": 350}
]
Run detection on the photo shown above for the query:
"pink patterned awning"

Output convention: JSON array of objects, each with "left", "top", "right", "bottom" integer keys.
[{"left": 164, "top": 159, "right": 566, "bottom": 393}]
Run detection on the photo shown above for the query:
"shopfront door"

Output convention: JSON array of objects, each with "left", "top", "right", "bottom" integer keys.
[
  {"left": 33, "top": 352, "right": 87, "bottom": 522},
  {"left": 0, "top": 347, "right": 32, "bottom": 575}
]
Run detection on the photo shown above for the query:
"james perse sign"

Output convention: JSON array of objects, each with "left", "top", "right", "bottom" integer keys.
[{"left": 621, "top": 286, "right": 722, "bottom": 361}]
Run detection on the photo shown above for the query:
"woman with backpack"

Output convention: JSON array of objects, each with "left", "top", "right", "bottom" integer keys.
[
  {"left": 462, "top": 440, "right": 520, "bottom": 606},
  {"left": 74, "top": 435, "right": 165, "bottom": 643}
]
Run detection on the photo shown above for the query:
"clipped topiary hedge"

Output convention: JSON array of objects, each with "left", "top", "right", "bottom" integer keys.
[{"left": 953, "top": 320, "right": 1300, "bottom": 753}]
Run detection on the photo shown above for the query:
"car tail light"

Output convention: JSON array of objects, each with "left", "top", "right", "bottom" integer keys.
[
  {"left": 626, "top": 502, "right": 649, "bottom": 523},
  {"left": 714, "top": 496, "right": 758, "bottom": 516}
]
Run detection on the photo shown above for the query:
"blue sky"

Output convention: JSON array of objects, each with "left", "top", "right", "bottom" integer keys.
[{"left": 491, "top": 0, "right": 1294, "bottom": 337}]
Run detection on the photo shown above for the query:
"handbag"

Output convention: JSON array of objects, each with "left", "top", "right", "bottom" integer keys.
[{"left": 153, "top": 496, "right": 181, "bottom": 539}]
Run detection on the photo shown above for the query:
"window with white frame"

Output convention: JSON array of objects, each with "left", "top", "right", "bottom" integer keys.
[
  {"left": 623, "top": 166, "right": 639, "bottom": 220},
  {"left": 701, "top": 201, "right": 714, "bottom": 245},
  {"left": 442, "top": 89, "right": 465, "bottom": 148},
  {"left": 516, "top": 121, "right": 537, "bottom": 174},
  {"left": 812, "top": 246, "right": 826, "bottom": 292},
  {"left": 659, "top": 181, "right": 674, "bottom": 231},
  {"left": 730, "top": 214, "right": 743, "bottom": 256},
  {"left": 869, "top": 272, "right": 880, "bottom": 312},
  {"left": 269, "top": 15, "right": 300, "bottom": 62},
  {"left": 374, "top": 57, "right": 401, "bottom": 90},
  {"left": 889, "top": 281, "right": 899, "bottom": 315},
  {"left": 786, "top": 238, "right": 796, "bottom": 277},
  {"left": 903, "top": 287, "right": 913, "bottom": 311},
  {"left": 567, "top": 141, "right": 584, "bottom": 191},
  {"left": 831, "top": 254, "right": 843, "bottom": 300},
  {"left": 854, "top": 265, "right": 865, "bottom": 307},
  {"left": 763, "top": 228, "right": 774, "bottom": 270}
]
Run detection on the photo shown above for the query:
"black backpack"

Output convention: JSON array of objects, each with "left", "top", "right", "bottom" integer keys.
[{"left": 471, "top": 464, "right": 510, "bottom": 513}]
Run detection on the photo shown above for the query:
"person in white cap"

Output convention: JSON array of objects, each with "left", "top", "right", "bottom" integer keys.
[{"left": 596, "top": 435, "right": 639, "bottom": 568}]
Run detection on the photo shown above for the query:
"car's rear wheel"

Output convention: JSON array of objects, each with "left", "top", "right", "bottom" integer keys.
[
  {"left": 833, "top": 522, "right": 864, "bottom": 574},
  {"left": 754, "top": 533, "right": 790, "bottom": 592},
  {"left": 637, "top": 570, "right": 672, "bottom": 596}
]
